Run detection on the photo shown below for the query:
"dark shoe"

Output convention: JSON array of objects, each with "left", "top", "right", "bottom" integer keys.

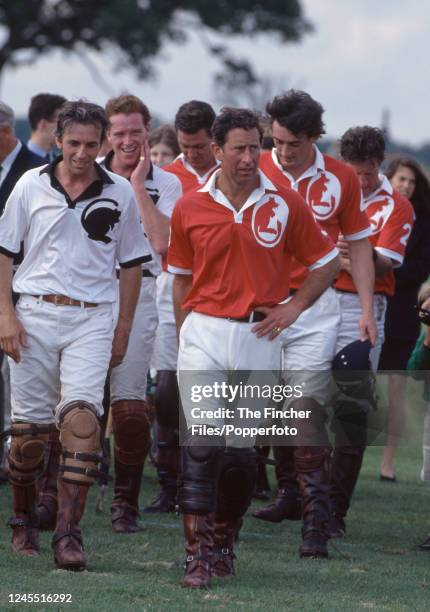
[
  {"left": 53, "top": 479, "right": 89, "bottom": 571},
  {"left": 9, "top": 516, "right": 40, "bottom": 556},
  {"left": 53, "top": 530, "right": 86, "bottom": 571},
  {"left": 418, "top": 535, "right": 430, "bottom": 551},
  {"left": 142, "top": 487, "right": 176, "bottom": 514},
  {"left": 182, "top": 514, "right": 213, "bottom": 589},
  {"left": 111, "top": 503, "right": 143, "bottom": 533},
  {"left": 380, "top": 474, "right": 397, "bottom": 483},
  {"left": 329, "top": 514, "right": 346, "bottom": 539},
  {"left": 299, "top": 528, "right": 329, "bottom": 558},
  {"left": 252, "top": 488, "right": 302, "bottom": 523}
]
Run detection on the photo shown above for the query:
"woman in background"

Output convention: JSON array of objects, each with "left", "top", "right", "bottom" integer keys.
[
  {"left": 379, "top": 157, "right": 430, "bottom": 480},
  {"left": 149, "top": 124, "right": 180, "bottom": 167}
]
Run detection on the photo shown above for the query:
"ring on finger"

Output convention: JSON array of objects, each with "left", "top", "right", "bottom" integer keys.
[{"left": 272, "top": 326, "right": 281, "bottom": 334}]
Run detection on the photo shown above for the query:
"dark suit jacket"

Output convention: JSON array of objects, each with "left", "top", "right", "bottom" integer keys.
[
  {"left": 384, "top": 211, "right": 430, "bottom": 342},
  {"left": 0, "top": 142, "right": 45, "bottom": 214}
]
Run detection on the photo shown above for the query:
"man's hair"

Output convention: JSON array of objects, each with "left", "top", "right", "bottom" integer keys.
[
  {"left": 174, "top": 100, "right": 215, "bottom": 136},
  {"left": 55, "top": 100, "right": 108, "bottom": 141},
  {"left": 28, "top": 93, "right": 66, "bottom": 130},
  {"left": 266, "top": 90, "right": 325, "bottom": 138},
  {"left": 105, "top": 94, "right": 151, "bottom": 126},
  {"left": 386, "top": 155, "right": 430, "bottom": 215},
  {"left": 149, "top": 124, "right": 180, "bottom": 157},
  {"left": 340, "top": 126, "right": 385, "bottom": 165},
  {"left": 0, "top": 101, "right": 15, "bottom": 129},
  {"left": 212, "top": 107, "right": 263, "bottom": 147}
]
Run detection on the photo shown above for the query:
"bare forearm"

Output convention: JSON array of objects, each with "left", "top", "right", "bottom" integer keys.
[
  {"left": 289, "top": 255, "right": 340, "bottom": 314},
  {"left": 0, "top": 254, "right": 14, "bottom": 314},
  {"left": 117, "top": 266, "right": 142, "bottom": 332},
  {"left": 173, "top": 274, "right": 192, "bottom": 334},
  {"left": 349, "top": 239, "right": 374, "bottom": 314},
  {"left": 133, "top": 185, "right": 170, "bottom": 254},
  {"left": 374, "top": 251, "right": 393, "bottom": 278}
]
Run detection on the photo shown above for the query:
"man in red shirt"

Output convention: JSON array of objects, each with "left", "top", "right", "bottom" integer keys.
[
  {"left": 168, "top": 106, "right": 340, "bottom": 588},
  {"left": 145, "top": 101, "right": 219, "bottom": 514},
  {"left": 254, "top": 91, "right": 375, "bottom": 558},
  {"left": 330, "top": 126, "right": 414, "bottom": 537}
]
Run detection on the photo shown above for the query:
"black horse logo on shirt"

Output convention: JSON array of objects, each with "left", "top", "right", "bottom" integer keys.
[{"left": 81, "top": 198, "right": 121, "bottom": 244}]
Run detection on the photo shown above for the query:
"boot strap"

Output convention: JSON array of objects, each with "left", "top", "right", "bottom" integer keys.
[
  {"left": 184, "top": 554, "right": 211, "bottom": 569},
  {"left": 52, "top": 529, "right": 83, "bottom": 548},
  {"left": 59, "top": 465, "right": 99, "bottom": 479},
  {"left": 8, "top": 516, "right": 38, "bottom": 528},
  {"left": 62, "top": 450, "right": 103, "bottom": 462}
]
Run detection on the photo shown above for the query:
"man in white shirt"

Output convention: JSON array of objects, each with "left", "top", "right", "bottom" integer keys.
[{"left": 0, "top": 100, "right": 150, "bottom": 571}]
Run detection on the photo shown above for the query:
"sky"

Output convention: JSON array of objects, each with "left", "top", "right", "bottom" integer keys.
[{"left": 1, "top": 0, "right": 429, "bottom": 145}]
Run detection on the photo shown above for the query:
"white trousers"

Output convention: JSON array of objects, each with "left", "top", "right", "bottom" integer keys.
[
  {"left": 10, "top": 295, "right": 115, "bottom": 424},
  {"left": 110, "top": 277, "right": 158, "bottom": 402}
]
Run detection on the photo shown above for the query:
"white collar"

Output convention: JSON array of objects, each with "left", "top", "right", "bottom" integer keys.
[
  {"left": 178, "top": 153, "right": 220, "bottom": 184},
  {"left": 1, "top": 140, "right": 22, "bottom": 173},
  {"left": 270, "top": 144, "right": 325, "bottom": 183},
  {"left": 363, "top": 174, "right": 393, "bottom": 205},
  {"left": 198, "top": 168, "right": 276, "bottom": 215}
]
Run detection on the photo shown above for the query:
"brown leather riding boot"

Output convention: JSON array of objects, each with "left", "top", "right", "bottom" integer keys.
[
  {"left": 111, "top": 400, "right": 150, "bottom": 533},
  {"left": 52, "top": 479, "right": 89, "bottom": 571},
  {"left": 252, "top": 446, "right": 302, "bottom": 522},
  {"left": 111, "top": 460, "right": 144, "bottom": 533},
  {"left": 329, "top": 446, "right": 365, "bottom": 538},
  {"left": 211, "top": 518, "right": 239, "bottom": 579},
  {"left": 182, "top": 513, "right": 214, "bottom": 589},
  {"left": 9, "top": 483, "right": 40, "bottom": 556},
  {"left": 37, "top": 428, "right": 61, "bottom": 531},
  {"left": 295, "top": 446, "right": 330, "bottom": 559}
]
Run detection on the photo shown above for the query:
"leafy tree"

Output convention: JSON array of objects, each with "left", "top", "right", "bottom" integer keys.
[{"left": 0, "top": 0, "right": 312, "bottom": 86}]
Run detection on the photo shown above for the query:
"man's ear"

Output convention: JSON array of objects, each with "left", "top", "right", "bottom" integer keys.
[
  {"left": 55, "top": 135, "right": 62, "bottom": 150},
  {"left": 212, "top": 142, "right": 223, "bottom": 162}
]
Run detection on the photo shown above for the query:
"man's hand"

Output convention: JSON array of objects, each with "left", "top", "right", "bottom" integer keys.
[
  {"left": 109, "top": 322, "right": 131, "bottom": 370},
  {"left": 130, "top": 140, "right": 151, "bottom": 187},
  {"left": 337, "top": 237, "right": 351, "bottom": 272},
  {"left": 252, "top": 302, "right": 303, "bottom": 340},
  {"left": 0, "top": 310, "right": 28, "bottom": 363},
  {"left": 359, "top": 312, "right": 378, "bottom": 345}
]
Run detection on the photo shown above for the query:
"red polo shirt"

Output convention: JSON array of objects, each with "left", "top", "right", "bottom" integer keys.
[
  {"left": 168, "top": 169, "right": 338, "bottom": 318},
  {"left": 260, "top": 147, "right": 370, "bottom": 288},
  {"left": 335, "top": 175, "right": 414, "bottom": 296}
]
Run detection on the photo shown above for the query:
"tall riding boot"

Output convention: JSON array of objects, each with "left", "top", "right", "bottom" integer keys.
[
  {"left": 212, "top": 517, "right": 240, "bottom": 578},
  {"left": 9, "top": 482, "right": 40, "bottom": 556},
  {"left": 52, "top": 478, "right": 89, "bottom": 570},
  {"left": 253, "top": 445, "right": 302, "bottom": 522},
  {"left": 143, "top": 424, "right": 179, "bottom": 513},
  {"left": 295, "top": 446, "right": 330, "bottom": 558},
  {"left": 329, "top": 445, "right": 365, "bottom": 538},
  {"left": 111, "top": 400, "right": 151, "bottom": 533},
  {"left": 182, "top": 513, "right": 214, "bottom": 588},
  {"left": 37, "top": 427, "right": 61, "bottom": 530}
]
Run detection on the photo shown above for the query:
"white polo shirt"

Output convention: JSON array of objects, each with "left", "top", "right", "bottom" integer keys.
[
  {"left": 0, "top": 159, "right": 151, "bottom": 303},
  {"left": 101, "top": 153, "right": 182, "bottom": 276}
]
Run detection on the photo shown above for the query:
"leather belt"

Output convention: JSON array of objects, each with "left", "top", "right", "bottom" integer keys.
[
  {"left": 226, "top": 311, "right": 266, "bottom": 323},
  {"left": 31, "top": 295, "right": 98, "bottom": 308},
  {"left": 116, "top": 269, "right": 155, "bottom": 279}
]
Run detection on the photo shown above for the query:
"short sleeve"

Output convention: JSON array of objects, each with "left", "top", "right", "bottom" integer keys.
[
  {"left": 167, "top": 199, "right": 193, "bottom": 274},
  {"left": 117, "top": 192, "right": 152, "bottom": 268},
  {"left": 0, "top": 176, "right": 29, "bottom": 258}
]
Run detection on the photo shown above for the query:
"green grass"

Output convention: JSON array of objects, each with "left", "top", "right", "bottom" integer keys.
[{"left": 1, "top": 446, "right": 429, "bottom": 611}]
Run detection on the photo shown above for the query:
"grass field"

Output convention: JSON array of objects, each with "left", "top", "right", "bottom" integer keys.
[{"left": 0, "top": 445, "right": 429, "bottom": 612}]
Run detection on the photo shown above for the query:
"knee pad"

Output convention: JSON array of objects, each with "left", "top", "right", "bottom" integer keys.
[
  {"left": 155, "top": 371, "right": 179, "bottom": 429},
  {"left": 289, "top": 398, "right": 328, "bottom": 446},
  {"left": 8, "top": 422, "right": 53, "bottom": 486},
  {"left": 331, "top": 401, "right": 367, "bottom": 447},
  {"left": 216, "top": 448, "right": 257, "bottom": 521},
  {"left": 58, "top": 401, "right": 102, "bottom": 485},
  {"left": 178, "top": 435, "right": 224, "bottom": 515},
  {"left": 111, "top": 400, "right": 151, "bottom": 465},
  {"left": 294, "top": 445, "right": 330, "bottom": 473}
]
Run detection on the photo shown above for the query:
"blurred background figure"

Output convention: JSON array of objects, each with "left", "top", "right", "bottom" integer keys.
[
  {"left": 27, "top": 93, "right": 66, "bottom": 161},
  {"left": 149, "top": 124, "right": 180, "bottom": 167},
  {"left": 379, "top": 157, "right": 430, "bottom": 481}
]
